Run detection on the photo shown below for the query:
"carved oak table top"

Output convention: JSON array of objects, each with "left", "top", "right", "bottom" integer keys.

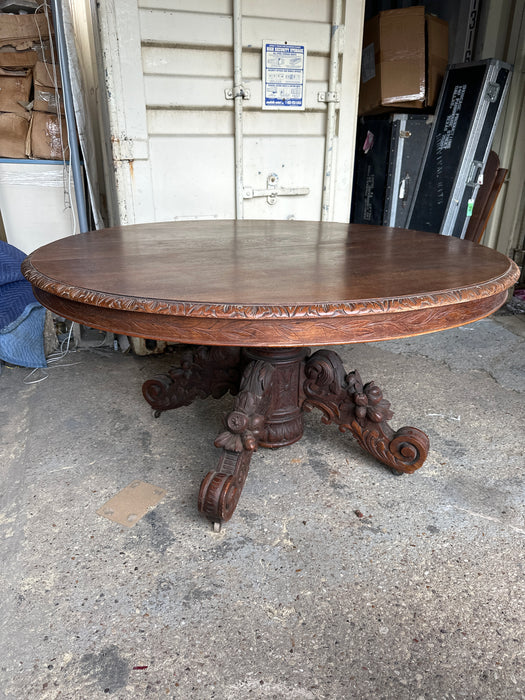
[{"left": 22, "top": 220, "right": 519, "bottom": 530}]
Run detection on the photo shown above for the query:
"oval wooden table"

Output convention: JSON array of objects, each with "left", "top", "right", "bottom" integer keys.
[{"left": 22, "top": 221, "right": 519, "bottom": 530}]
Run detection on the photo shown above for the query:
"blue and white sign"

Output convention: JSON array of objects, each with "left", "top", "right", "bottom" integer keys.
[{"left": 263, "top": 40, "right": 306, "bottom": 110}]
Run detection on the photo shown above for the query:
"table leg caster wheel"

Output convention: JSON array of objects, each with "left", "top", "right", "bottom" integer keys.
[
  {"left": 213, "top": 521, "right": 222, "bottom": 533},
  {"left": 389, "top": 467, "right": 405, "bottom": 477}
]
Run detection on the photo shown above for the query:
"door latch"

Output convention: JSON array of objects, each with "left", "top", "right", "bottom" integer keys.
[
  {"left": 467, "top": 160, "right": 484, "bottom": 187},
  {"left": 486, "top": 83, "right": 500, "bottom": 102},
  {"left": 225, "top": 85, "right": 251, "bottom": 100},
  {"left": 243, "top": 173, "right": 310, "bottom": 204}
]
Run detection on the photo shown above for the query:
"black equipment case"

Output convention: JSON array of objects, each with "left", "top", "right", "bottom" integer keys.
[
  {"left": 382, "top": 114, "right": 434, "bottom": 228},
  {"left": 406, "top": 59, "right": 513, "bottom": 238},
  {"left": 351, "top": 114, "right": 433, "bottom": 227},
  {"left": 350, "top": 116, "right": 392, "bottom": 226}
]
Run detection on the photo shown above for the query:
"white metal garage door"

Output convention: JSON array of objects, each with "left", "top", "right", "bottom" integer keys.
[{"left": 97, "top": 0, "right": 365, "bottom": 225}]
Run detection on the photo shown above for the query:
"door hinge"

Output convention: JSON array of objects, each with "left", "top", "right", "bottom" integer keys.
[
  {"left": 317, "top": 91, "right": 340, "bottom": 103},
  {"left": 243, "top": 173, "right": 309, "bottom": 205}
]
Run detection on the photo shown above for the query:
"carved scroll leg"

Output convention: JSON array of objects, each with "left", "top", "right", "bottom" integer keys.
[
  {"left": 198, "top": 359, "right": 274, "bottom": 530},
  {"left": 303, "top": 350, "right": 429, "bottom": 474},
  {"left": 198, "top": 451, "right": 254, "bottom": 532},
  {"left": 142, "top": 345, "right": 242, "bottom": 415},
  {"left": 348, "top": 423, "right": 430, "bottom": 475}
]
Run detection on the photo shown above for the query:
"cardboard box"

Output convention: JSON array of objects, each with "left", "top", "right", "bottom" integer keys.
[
  {"left": 0, "top": 69, "right": 32, "bottom": 115},
  {"left": 0, "top": 40, "right": 57, "bottom": 64},
  {"left": 0, "top": 12, "right": 52, "bottom": 50},
  {"left": 358, "top": 6, "right": 448, "bottom": 115},
  {"left": 33, "top": 60, "right": 62, "bottom": 89},
  {"left": 31, "top": 40, "right": 57, "bottom": 65},
  {"left": 33, "top": 84, "right": 63, "bottom": 113},
  {"left": 0, "top": 48, "right": 38, "bottom": 69},
  {"left": 427, "top": 13, "right": 449, "bottom": 107},
  {"left": 0, "top": 112, "right": 30, "bottom": 158},
  {"left": 33, "top": 60, "right": 63, "bottom": 113},
  {"left": 28, "top": 111, "right": 69, "bottom": 160}
]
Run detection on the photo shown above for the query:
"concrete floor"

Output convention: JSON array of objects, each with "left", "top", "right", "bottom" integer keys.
[{"left": 1, "top": 311, "right": 524, "bottom": 699}]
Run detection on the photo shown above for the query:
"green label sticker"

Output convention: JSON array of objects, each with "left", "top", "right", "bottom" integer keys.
[{"left": 467, "top": 199, "right": 474, "bottom": 217}]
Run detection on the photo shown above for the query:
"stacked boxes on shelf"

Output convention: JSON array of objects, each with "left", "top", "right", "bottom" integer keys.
[
  {"left": 0, "top": 10, "right": 68, "bottom": 160},
  {"left": 30, "top": 57, "right": 68, "bottom": 160},
  {"left": 0, "top": 46, "right": 34, "bottom": 158},
  {"left": 351, "top": 6, "right": 448, "bottom": 227},
  {"left": 0, "top": 9, "right": 77, "bottom": 252}
]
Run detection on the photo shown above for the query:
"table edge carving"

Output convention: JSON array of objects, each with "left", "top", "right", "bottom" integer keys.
[{"left": 22, "top": 259, "right": 520, "bottom": 321}]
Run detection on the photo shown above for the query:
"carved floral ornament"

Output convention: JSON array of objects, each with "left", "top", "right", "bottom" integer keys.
[
  {"left": 21, "top": 260, "right": 519, "bottom": 322},
  {"left": 347, "top": 371, "right": 394, "bottom": 427}
]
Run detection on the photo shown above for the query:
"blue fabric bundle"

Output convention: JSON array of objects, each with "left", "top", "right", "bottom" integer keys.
[{"left": 0, "top": 241, "right": 47, "bottom": 368}]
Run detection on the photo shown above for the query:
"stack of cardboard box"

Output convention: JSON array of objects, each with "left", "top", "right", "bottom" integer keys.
[
  {"left": 351, "top": 6, "right": 449, "bottom": 227},
  {"left": 358, "top": 6, "right": 448, "bottom": 116},
  {"left": 0, "top": 11, "right": 68, "bottom": 160},
  {"left": 0, "top": 46, "right": 33, "bottom": 157}
]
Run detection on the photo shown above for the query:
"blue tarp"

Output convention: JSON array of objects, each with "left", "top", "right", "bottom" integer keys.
[{"left": 0, "top": 241, "right": 47, "bottom": 368}]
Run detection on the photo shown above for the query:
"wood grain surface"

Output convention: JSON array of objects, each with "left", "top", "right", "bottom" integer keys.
[{"left": 22, "top": 220, "right": 519, "bottom": 346}]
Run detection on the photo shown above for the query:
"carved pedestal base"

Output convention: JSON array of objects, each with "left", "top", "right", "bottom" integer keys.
[
  {"left": 143, "top": 346, "right": 429, "bottom": 529},
  {"left": 142, "top": 346, "right": 243, "bottom": 415}
]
